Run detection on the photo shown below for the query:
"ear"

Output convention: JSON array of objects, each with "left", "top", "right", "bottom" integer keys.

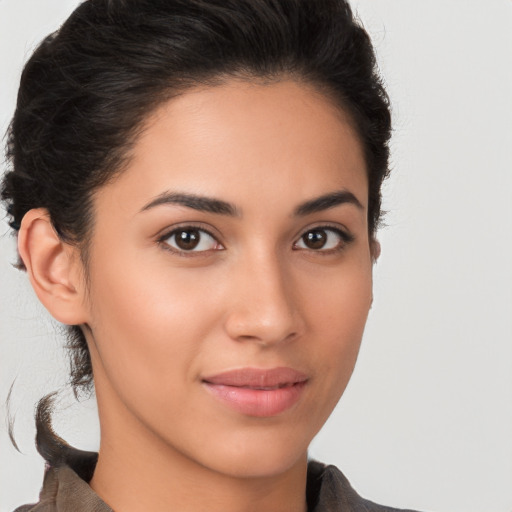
[
  {"left": 18, "top": 208, "right": 88, "bottom": 326},
  {"left": 369, "top": 238, "right": 381, "bottom": 309},
  {"left": 370, "top": 238, "right": 381, "bottom": 263}
]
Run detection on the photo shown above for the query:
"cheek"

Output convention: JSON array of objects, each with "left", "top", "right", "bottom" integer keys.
[
  {"left": 85, "top": 232, "right": 372, "bottom": 417},
  {"left": 302, "top": 251, "right": 372, "bottom": 335},
  {"left": 300, "top": 258, "right": 372, "bottom": 398},
  {"left": 84, "top": 250, "right": 222, "bottom": 403}
]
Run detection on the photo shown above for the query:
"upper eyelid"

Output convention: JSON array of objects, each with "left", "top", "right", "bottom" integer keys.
[
  {"left": 294, "top": 223, "right": 353, "bottom": 241},
  {"left": 297, "top": 225, "right": 354, "bottom": 242},
  {"left": 156, "top": 222, "right": 221, "bottom": 242}
]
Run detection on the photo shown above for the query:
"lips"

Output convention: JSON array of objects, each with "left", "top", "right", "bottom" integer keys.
[{"left": 202, "top": 367, "right": 308, "bottom": 417}]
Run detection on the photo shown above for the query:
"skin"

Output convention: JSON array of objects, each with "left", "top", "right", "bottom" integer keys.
[{"left": 19, "top": 79, "right": 375, "bottom": 512}]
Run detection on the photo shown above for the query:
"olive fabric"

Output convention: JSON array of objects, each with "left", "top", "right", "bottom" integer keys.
[
  {"left": 14, "top": 450, "right": 420, "bottom": 512},
  {"left": 13, "top": 465, "right": 111, "bottom": 512}
]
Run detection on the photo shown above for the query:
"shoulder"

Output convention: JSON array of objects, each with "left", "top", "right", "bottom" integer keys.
[
  {"left": 12, "top": 464, "right": 112, "bottom": 512},
  {"left": 308, "top": 460, "right": 423, "bottom": 512},
  {"left": 12, "top": 466, "right": 60, "bottom": 512}
]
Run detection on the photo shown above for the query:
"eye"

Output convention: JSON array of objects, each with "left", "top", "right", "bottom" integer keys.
[
  {"left": 294, "top": 227, "right": 352, "bottom": 252},
  {"left": 160, "top": 227, "right": 223, "bottom": 253}
]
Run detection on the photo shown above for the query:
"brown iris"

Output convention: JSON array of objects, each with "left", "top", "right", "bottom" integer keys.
[
  {"left": 302, "top": 229, "right": 328, "bottom": 250},
  {"left": 175, "top": 229, "right": 201, "bottom": 250}
]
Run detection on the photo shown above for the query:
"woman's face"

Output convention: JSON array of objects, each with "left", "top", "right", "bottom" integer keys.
[{"left": 81, "top": 79, "right": 373, "bottom": 478}]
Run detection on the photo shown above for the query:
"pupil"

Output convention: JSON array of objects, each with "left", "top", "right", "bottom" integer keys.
[
  {"left": 304, "top": 230, "right": 326, "bottom": 249},
  {"left": 176, "top": 229, "right": 200, "bottom": 250}
]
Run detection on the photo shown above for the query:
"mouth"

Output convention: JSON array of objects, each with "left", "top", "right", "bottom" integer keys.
[{"left": 202, "top": 367, "right": 308, "bottom": 417}]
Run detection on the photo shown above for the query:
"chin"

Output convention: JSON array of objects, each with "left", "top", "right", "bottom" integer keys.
[
  {"left": 212, "top": 452, "right": 307, "bottom": 480},
  {"left": 192, "top": 427, "right": 311, "bottom": 479}
]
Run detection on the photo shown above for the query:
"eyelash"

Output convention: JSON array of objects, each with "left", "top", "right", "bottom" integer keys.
[
  {"left": 157, "top": 225, "right": 222, "bottom": 256},
  {"left": 157, "top": 224, "right": 354, "bottom": 257},
  {"left": 293, "top": 225, "right": 355, "bottom": 254}
]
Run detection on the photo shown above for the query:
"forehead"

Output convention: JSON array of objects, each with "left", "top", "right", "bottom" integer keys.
[{"left": 95, "top": 79, "right": 368, "bottom": 216}]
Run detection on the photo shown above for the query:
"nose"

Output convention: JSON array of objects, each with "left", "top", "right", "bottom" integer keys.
[{"left": 223, "top": 253, "right": 304, "bottom": 346}]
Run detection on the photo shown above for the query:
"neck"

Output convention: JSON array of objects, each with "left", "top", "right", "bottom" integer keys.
[
  {"left": 91, "top": 431, "right": 308, "bottom": 512},
  {"left": 90, "top": 380, "right": 308, "bottom": 512}
]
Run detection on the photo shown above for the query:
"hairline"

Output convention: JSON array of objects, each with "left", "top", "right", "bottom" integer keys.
[{"left": 75, "top": 71, "right": 372, "bottom": 287}]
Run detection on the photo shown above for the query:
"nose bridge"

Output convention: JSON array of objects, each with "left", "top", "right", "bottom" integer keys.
[{"left": 224, "top": 248, "right": 302, "bottom": 345}]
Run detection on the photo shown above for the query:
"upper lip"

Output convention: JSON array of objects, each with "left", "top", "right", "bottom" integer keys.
[{"left": 202, "top": 367, "right": 308, "bottom": 389}]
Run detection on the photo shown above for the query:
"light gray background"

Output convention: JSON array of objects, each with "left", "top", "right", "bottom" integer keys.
[{"left": 1, "top": 1, "right": 511, "bottom": 511}]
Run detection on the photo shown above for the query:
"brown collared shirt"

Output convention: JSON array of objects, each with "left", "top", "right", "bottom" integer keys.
[{"left": 14, "top": 452, "right": 420, "bottom": 512}]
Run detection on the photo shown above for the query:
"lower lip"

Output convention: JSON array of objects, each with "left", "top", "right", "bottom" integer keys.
[{"left": 203, "top": 381, "right": 307, "bottom": 417}]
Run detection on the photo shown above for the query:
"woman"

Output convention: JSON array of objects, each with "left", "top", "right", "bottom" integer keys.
[
  {"left": 1, "top": 1, "right": 399, "bottom": 510},
  {"left": 2, "top": 1, "right": 509, "bottom": 511}
]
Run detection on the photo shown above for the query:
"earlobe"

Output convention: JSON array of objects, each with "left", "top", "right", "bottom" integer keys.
[
  {"left": 369, "top": 239, "right": 380, "bottom": 309},
  {"left": 371, "top": 238, "right": 381, "bottom": 263},
  {"left": 18, "top": 208, "right": 88, "bottom": 326}
]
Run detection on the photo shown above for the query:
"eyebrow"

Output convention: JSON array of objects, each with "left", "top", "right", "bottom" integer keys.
[
  {"left": 140, "top": 189, "right": 363, "bottom": 217},
  {"left": 141, "top": 192, "right": 240, "bottom": 216},
  {"left": 294, "top": 190, "right": 363, "bottom": 216}
]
